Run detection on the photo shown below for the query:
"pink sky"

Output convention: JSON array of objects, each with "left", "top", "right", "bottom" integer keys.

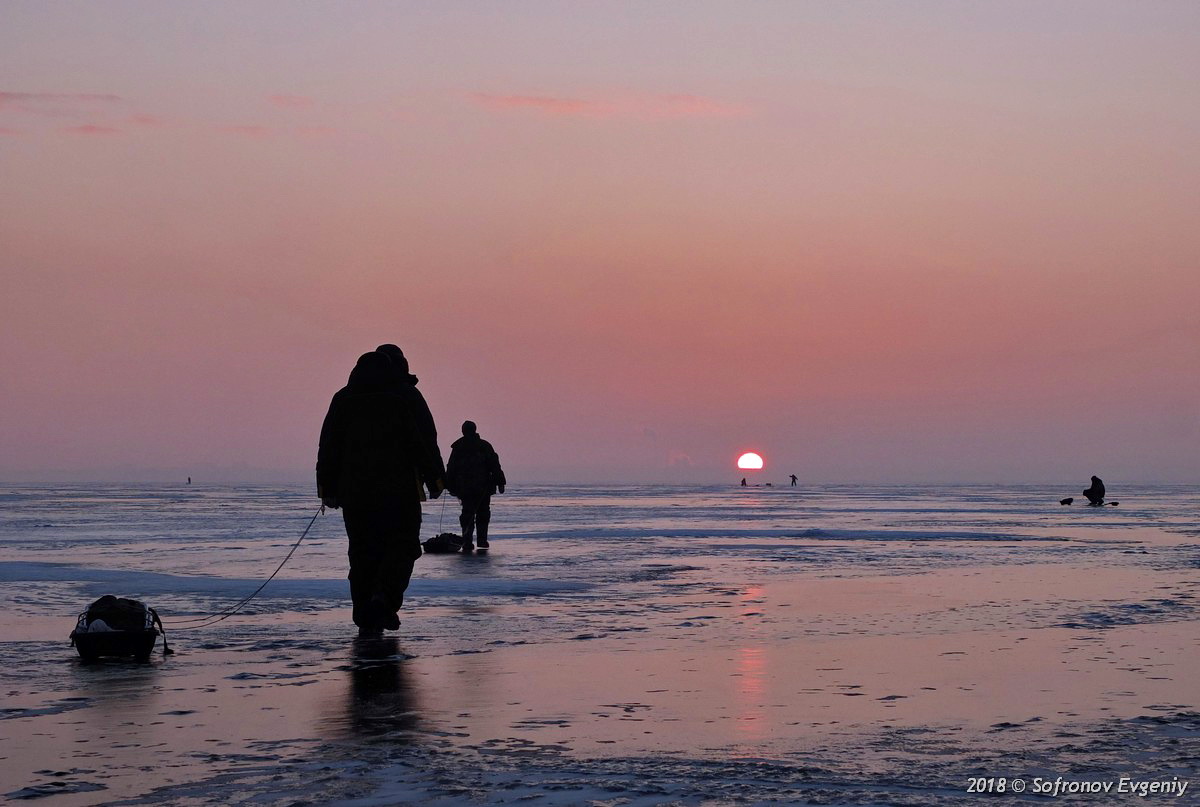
[{"left": 1, "top": 2, "right": 1197, "bottom": 483}]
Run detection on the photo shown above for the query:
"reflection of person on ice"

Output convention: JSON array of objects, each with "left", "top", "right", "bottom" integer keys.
[{"left": 446, "top": 421, "right": 506, "bottom": 552}]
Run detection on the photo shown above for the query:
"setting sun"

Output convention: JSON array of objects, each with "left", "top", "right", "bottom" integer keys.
[{"left": 737, "top": 452, "right": 764, "bottom": 470}]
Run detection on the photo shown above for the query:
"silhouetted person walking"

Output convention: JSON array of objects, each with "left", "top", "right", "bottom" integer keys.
[
  {"left": 318, "top": 352, "right": 445, "bottom": 636},
  {"left": 1083, "top": 475, "right": 1106, "bottom": 506},
  {"left": 789, "top": 474, "right": 798, "bottom": 486},
  {"left": 445, "top": 421, "right": 505, "bottom": 552}
]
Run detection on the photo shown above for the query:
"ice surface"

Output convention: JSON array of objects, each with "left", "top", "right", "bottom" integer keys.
[{"left": 0, "top": 483, "right": 1196, "bottom": 805}]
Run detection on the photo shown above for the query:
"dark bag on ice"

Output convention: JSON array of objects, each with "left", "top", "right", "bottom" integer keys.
[
  {"left": 69, "top": 595, "right": 171, "bottom": 660},
  {"left": 421, "top": 532, "right": 464, "bottom": 553}
]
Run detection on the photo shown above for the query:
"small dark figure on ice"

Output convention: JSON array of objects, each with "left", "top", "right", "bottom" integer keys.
[
  {"left": 317, "top": 350, "right": 445, "bottom": 636},
  {"left": 446, "top": 421, "right": 506, "bottom": 552},
  {"left": 1083, "top": 475, "right": 1106, "bottom": 506},
  {"left": 789, "top": 474, "right": 798, "bottom": 486}
]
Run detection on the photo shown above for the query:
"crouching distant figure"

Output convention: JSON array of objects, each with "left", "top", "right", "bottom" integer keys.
[{"left": 1082, "top": 475, "right": 1106, "bottom": 506}]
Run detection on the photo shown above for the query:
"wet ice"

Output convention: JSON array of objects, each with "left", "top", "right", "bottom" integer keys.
[{"left": 0, "top": 483, "right": 1197, "bottom": 804}]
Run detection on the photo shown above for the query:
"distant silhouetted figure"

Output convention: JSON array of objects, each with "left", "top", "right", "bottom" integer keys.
[
  {"left": 1082, "top": 476, "right": 1106, "bottom": 506},
  {"left": 789, "top": 474, "right": 798, "bottom": 486},
  {"left": 187, "top": 476, "right": 191, "bottom": 485},
  {"left": 740, "top": 477, "right": 748, "bottom": 487},
  {"left": 318, "top": 351, "right": 445, "bottom": 636},
  {"left": 445, "top": 421, "right": 506, "bottom": 552}
]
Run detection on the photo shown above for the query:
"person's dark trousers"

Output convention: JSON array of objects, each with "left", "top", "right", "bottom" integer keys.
[
  {"left": 342, "top": 498, "right": 422, "bottom": 630},
  {"left": 459, "top": 493, "right": 491, "bottom": 546}
]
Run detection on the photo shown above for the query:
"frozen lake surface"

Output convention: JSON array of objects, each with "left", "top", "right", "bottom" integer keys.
[{"left": 1, "top": 484, "right": 1197, "bottom": 804}]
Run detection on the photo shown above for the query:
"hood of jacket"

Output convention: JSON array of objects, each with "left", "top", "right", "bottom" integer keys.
[{"left": 346, "top": 352, "right": 393, "bottom": 392}]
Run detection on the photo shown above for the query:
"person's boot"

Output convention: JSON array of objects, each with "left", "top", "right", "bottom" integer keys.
[{"left": 369, "top": 593, "right": 399, "bottom": 630}]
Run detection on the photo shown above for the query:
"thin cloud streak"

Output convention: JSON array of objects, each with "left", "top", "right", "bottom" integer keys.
[
  {"left": 472, "top": 93, "right": 603, "bottom": 117},
  {"left": 470, "top": 92, "right": 749, "bottom": 120},
  {"left": 0, "top": 91, "right": 123, "bottom": 116},
  {"left": 0, "top": 91, "right": 122, "bottom": 105},
  {"left": 62, "top": 124, "right": 121, "bottom": 135},
  {"left": 218, "top": 124, "right": 273, "bottom": 137}
]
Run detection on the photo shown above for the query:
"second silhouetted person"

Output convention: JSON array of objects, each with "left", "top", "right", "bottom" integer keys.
[{"left": 445, "top": 420, "right": 506, "bottom": 552}]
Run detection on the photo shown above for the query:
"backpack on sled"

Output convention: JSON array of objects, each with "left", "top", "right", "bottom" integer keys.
[
  {"left": 422, "top": 532, "right": 464, "bottom": 553},
  {"left": 70, "top": 595, "right": 171, "bottom": 661}
]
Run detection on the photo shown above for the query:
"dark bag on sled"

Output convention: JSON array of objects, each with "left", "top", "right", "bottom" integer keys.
[
  {"left": 69, "top": 595, "right": 170, "bottom": 660},
  {"left": 421, "top": 532, "right": 464, "bottom": 553}
]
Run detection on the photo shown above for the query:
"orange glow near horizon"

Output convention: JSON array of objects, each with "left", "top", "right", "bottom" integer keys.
[{"left": 737, "top": 452, "right": 765, "bottom": 471}]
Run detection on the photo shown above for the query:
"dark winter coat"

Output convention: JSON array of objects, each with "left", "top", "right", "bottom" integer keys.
[
  {"left": 445, "top": 433, "right": 506, "bottom": 498},
  {"left": 395, "top": 375, "right": 445, "bottom": 484},
  {"left": 317, "top": 356, "right": 442, "bottom": 506}
]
